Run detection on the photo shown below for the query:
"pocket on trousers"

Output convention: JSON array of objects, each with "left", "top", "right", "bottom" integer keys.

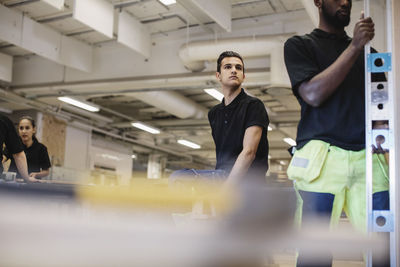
[{"left": 287, "top": 140, "right": 330, "bottom": 183}]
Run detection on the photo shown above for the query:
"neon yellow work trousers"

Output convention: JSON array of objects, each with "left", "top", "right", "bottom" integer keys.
[{"left": 287, "top": 140, "right": 389, "bottom": 232}]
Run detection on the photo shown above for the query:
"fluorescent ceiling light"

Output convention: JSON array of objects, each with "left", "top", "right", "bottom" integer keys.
[
  {"left": 268, "top": 123, "right": 276, "bottom": 131},
  {"left": 58, "top": 97, "right": 100, "bottom": 112},
  {"left": 131, "top": 154, "right": 137, "bottom": 159},
  {"left": 101, "top": 153, "right": 121, "bottom": 161},
  {"left": 131, "top": 122, "right": 160, "bottom": 134},
  {"left": 178, "top": 139, "right": 201, "bottom": 149},
  {"left": 283, "top": 137, "right": 297, "bottom": 146},
  {"left": 0, "top": 107, "right": 12, "bottom": 114},
  {"left": 204, "top": 88, "right": 224, "bottom": 101},
  {"left": 159, "top": 0, "right": 176, "bottom": 5}
]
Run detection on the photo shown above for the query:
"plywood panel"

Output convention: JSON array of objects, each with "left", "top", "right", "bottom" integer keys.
[{"left": 41, "top": 114, "right": 66, "bottom": 167}]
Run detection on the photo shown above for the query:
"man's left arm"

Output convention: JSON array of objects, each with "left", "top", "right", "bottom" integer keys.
[{"left": 224, "top": 125, "right": 262, "bottom": 187}]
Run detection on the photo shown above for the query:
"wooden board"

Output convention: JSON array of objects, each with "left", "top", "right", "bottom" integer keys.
[{"left": 41, "top": 114, "right": 66, "bottom": 167}]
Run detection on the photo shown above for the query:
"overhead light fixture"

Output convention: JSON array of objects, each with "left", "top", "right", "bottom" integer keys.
[
  {"left": 268, "top": 123, "right": 276, "bottom": 131},
  {"left": 177, "top": 139, "right": 201, "bottom": 149},
  {"left": 159, "top": 0, "right": 176, "bottom": 5},
  {"left": 100, "top": 153, "right": 121, "bottom": 161},
  {"left": 58, "top": 96, "right": 100, "bottom": 112},
  {"left": 283, "top": 137, "right": 296, "bottom": 146},
  {"left": 279, "top": 160, "right": 287, "bottom": 165},
  {"left": 204, "top": 88, "right": 224, "bottom": 101},
  {"left": 131, "top": 122, "right": 160, "bottom": 134},
  {"left": 0, "top": 107, "right": 12, "bottom": 114},
  {"left": 131, "top": 154, "right": 137, "bottom": 159}
]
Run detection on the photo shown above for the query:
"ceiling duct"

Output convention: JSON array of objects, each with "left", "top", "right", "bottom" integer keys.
[
  {"left": 178, "top": 34, "right": 292, "bottom": 90},
  {"left": 131, "top": 91, "right": 208, "bottom": 119}
]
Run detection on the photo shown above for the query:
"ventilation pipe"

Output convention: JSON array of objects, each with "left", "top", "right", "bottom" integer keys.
[
  {"left": 131, "top": 91, "right": 208, "bottom": 119},
  {"left": 178, "top": 34, "right": 292, "bottom": 88}
]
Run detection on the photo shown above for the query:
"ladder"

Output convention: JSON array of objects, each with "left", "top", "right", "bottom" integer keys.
[{"left": 364, "top": 0, "right": 398, "bottom": 266}]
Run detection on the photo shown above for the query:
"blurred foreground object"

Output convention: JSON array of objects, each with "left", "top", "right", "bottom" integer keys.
[{"left": 0, "top": 181, "right": 387, "bottom": 267}]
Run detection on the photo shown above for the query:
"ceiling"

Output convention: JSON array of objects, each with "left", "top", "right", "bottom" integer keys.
[{"left": 0, "top": 0, "right": 337, "bottom": 175}]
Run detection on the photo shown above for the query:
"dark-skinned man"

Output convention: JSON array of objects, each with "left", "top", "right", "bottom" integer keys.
[{"left": 284, "top": 0, "right": 389, "bottom": 266}]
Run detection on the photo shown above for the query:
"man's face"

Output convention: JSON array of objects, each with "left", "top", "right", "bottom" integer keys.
[
  {"left": 321, "top": 0, "right": 352, "bottom": 29},
  {"left": 216, "top": 57, "right": 245, "bottom": 89}
]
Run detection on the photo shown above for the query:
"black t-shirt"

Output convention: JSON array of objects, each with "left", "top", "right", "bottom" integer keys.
[
  {"left": 0, "top": 115, "right": 24, "bottom": 173},
  {"left": 284, "top": 29, "right": 385, "bottom": 150},
  {"left": 8, "top": 138, "right": 51, "bottom": 178},
  {"left": 208, "top": 89, "right": 269, "bottom": 179}
]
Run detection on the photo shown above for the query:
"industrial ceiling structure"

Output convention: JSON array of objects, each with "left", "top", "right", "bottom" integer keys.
[{"left": 0, "top": 0, "right": 366, "bottom": 175}]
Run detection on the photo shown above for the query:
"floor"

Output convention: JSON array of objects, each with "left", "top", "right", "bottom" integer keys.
[{"left": 270, "top": 252, "right": 364, "bottom": 266}]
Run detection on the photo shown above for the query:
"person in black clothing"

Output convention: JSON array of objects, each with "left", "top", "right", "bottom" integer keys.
[
  {"left": 209, "top": 51, "right": 269, "bottom": 185},
  {"left": 0, "top": 114, "right": 32, "bottom": 182},
  {"left": 170, "top": 51, "right": 269, "bottom": 187},
  {"left": 284, "top": 0, "right": 389, "bottom": 266},
  {"left": 7, "top": 116, "right": 51, "bottom": 179}
]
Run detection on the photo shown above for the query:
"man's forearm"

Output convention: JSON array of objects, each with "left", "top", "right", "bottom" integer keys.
[
  {"left": 225, "top": 150, "right": 256, "bottom": 187},
  {"left": 12, "top": 151, "right": 30, "bottom": 181},
  {"left": 30, "top": 169, "right": 50, "bottom": 179},
  {"left": 300, "top": 14, "right": 375, "bottom": 107},
  {"left": 299, "top": 44, "right": 361, "bottom": 107}
]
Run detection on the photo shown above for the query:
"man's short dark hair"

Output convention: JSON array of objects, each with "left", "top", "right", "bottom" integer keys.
[{"left": 217, "top": 51, "right": 245, "bottom": 73}]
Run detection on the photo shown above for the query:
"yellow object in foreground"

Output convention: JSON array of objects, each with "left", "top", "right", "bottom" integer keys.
[{"left": 77, "top": 180, "right": 235, "bottom": 212}]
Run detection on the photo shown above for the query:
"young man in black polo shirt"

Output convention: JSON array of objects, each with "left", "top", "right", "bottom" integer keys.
[
  {"left": 284, "top": 0, "right": 389, "bottom": 266},
  {"left": 209, "top": 51, "right": 269, "bottom": 185},
  {"left": 0, "top": 114, "right": 32, "bottom": 182},
  {"left": 170, "top": 51, "right": 269, "bottom": 187}
]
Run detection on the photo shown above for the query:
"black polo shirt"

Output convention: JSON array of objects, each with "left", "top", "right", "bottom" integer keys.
[
  {"left": 0, "top": 115, "right": 24, "bottom": 173},
  {"left": 208, "top": 89, "right": 269, "bottom": 179},
  {"left": 8, "top": 138, "right": 51, "bottom": 178},
  {"left": 284, "top": 29, "right": 385, "bottom": 150}
]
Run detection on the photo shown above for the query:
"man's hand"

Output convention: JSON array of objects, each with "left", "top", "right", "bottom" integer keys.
[
  {"left": 351, "top": 11, "right": 375, "bottom": 51},
  {"left": 372, "top": 144, "right": 389, "bottom": 154},
  {"left": 29, "top": 172, "right": 40, "bottom": 179},
  {"left": 27, "top": 176, "right": 41, "bottom": 183}
]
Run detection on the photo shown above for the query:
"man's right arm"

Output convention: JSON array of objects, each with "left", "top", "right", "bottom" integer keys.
[
  {"left": 299, "top": 13, "right": 375, "bottom": 107},
  {"left": 1, "top": 115, "right": 37, "bottom": 183},
  {"left": 12, "top": 151, "right": 31, "bottom": 181}
]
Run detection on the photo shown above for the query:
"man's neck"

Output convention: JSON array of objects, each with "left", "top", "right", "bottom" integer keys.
[
  {"left": 318, "top": 21, "right": 345, "bottom": 35},
  {"left": 223, "top": 86, "right": 241, "bottom": 106}
]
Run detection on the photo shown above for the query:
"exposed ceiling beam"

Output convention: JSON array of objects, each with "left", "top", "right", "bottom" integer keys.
[
  {"left": 0, "top": 52, "right": 12, "bottom": 82},
  {"left": 0, "top": 4, "right": 92, "bottom": 72},
  {"left": 73, "top": 0, "right": 114, "bottom": 38},
  {"left": 117, "top": 10, "right": 151, "bottom": 58},
  {"left": 177, "top": 0, "right": 231, "bottom": 32}
]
